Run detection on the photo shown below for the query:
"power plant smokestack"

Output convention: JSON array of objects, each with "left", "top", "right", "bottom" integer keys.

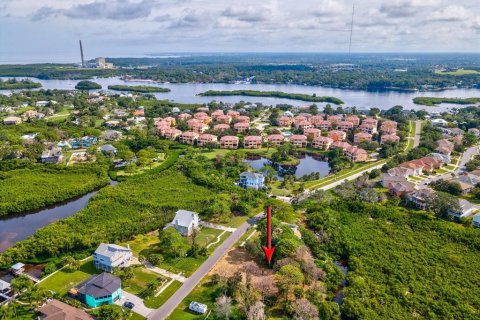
[{"left": 79, "top": 40, "right": 85, "bottom": 68}]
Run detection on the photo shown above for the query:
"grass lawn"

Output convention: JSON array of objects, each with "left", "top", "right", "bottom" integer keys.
[
  {"left": 144, "top": 280, "right": 183, "bottom": 308},
  {"left": 200, "top": 147, "right": 276, "bottom": 160},
  {"left": 125, "top": 228, "right": 229, "bottom": 277},
  {"left": 121, "top": 233, "right": 160, "bottom": 257},
  {"left": 435, "top": 68, "right": 480, "bottom": 75},
  {"left": 94, "top": 119, "right": 105, "bottom": 127},
  {"left": 227, "top": 215, "right": 249, "bottom": 228},
  {"left": 38, "top": 259, "right": 100, "bottom": 296},
  {"left": 130, "top": 312, "right": 146, "bottom": 320},
  {"left": 123, "top": 267, "right": 166, "bottom": 296},
  {"left": 168, "top": 276, "right": 224, "bottom": 320}
]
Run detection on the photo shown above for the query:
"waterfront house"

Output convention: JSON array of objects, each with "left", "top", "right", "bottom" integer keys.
[
  {"left": 354, "top": 132, "right": 373, "bottom": 144},
  {"left": 239, "top": 172, "right": 265, "bottom": 190},
  {"left": 243, "top": 136, "right": 262, "bottom": 149},
  {"left": 172, "top": 210, "right": 200, "bottom": 236},
  {"left": 289, "top": 135, "right": 308, "bottom": 148},
  {"left": 448, "top": 199, "right": 476, "bottom": 220},
  {"left": 179, "top": 131, "right": 199, "bottom": 145},
  {"left": 265, "top": 134, "right": 285, "bottom": 146},
  {"left": 312, "top": 136, "right": 333, "bottom": 150},
  {"left": 220, "top": 136, "right": 239, "bottom": 149},
  {"left": 328, "top": 130, "right": 346, "bottom": 142},
  {"left": 0, "top": 280, "right": 11, "bottom": 294},
  {"left": 10, "top": 262, "right": 25, "bottom": 276},
  {"left": 197, "top": 134, "right": 218, "bottom": 147},
  {"left": 38, "top": 299, "right": 94, "bottom": 320},
  {"left": 70, "top": 273, "right": 122, "bottom": 308},
  {"left": 331, "top": 141, "right": 351, "bottom": 151},
  {"left": 304, "top": 128, "right": 321, "bottom": 139},
  {"left": 408, "top": 188, "right": 435, "bottom": 210},
  {"left": 431, "top": 118, "right": 448, "bottom": 127},
  {"left": 344, "top": 146, "right": 368, "bottom": 162},
  {"left": 93, "top": 243, "right": 132, "bottom": 272}
]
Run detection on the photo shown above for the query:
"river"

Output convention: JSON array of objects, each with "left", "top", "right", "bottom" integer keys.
[
  {"left": 0, "top": 180, "right": 117, "bottom": 252},
  {"left": 1, "top": 77, "right": 480, "bottom": 111}
]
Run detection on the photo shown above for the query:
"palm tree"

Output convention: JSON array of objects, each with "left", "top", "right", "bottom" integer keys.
[{"left": 0, "top": 304, "right": 13, "bottom": 320}]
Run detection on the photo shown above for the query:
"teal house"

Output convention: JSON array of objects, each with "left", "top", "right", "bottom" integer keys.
[{"left": 72, "top": 272, "right": 122, "bottom": 308}]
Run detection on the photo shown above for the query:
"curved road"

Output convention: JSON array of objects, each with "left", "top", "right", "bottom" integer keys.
[{"left": 148, "top": 214, "right": 263, "bottom": 320}]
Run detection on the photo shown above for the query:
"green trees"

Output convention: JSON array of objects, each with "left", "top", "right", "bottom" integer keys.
[
  {"left": 199, "top": 90, "right": 344, "bottom": 105},
  {"left": 0, "top": 78, "right": 41, "bottom": 89},
  {"left": 430, "top": 179, "right": 463, "bottom": 196},
  {"left": 158, "top": 228, "right": 189, "bottom": 258},
  {"left": 276, "top": 265, "right": 304, "bottom": 303},
  {"left": 0, "top": 164, "right": 109, "bottom": 216},
  {"left": 74, "top": 80, "right": 101, "bottom": 91}
]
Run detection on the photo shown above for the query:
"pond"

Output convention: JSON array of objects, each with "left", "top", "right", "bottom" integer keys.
[
  {"left": 0, "top": 179, "right": 117, "bottom": 252},
  {"left": 244, "top": 154, "right": 330, "bottom": 180}
]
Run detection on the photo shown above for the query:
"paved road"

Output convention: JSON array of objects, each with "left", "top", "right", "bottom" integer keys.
[
  {"left": 413, "top": 120, "right": 421, "bottom": 148},
  {"left": 148, "top": 214, "right": 263, "bottom": 320},
  {"left": 116, "top": 291, "right": 153, "bottom": 317}
]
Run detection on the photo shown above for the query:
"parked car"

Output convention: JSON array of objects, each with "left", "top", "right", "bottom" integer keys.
[{"left": 123, "top": 302, "right": 135, "bottom": 309}]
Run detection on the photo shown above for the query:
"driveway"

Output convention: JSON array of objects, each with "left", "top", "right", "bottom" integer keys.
[
  {"left": 116, "top": 291, "right": 153, "bottom": 318},
  {"left": 148, "top": 213, "right": 264, "bottom": 319}
]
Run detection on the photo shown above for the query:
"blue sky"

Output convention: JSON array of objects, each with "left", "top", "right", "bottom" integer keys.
[{"left": 0, "top": 0, "right": 479, "bottom": 63}]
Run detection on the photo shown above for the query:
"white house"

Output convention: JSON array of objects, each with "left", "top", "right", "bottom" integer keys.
[
  {"left": 93, "top": 243, "right": 132, "bottom": 272},
  {"left": 172, "top": 210, "right": 200, "bottom": 236},
  {"left": 431, "top": 119, "right": 448, "bottom": 127},
  {"left": 448, "top": 199, "right": 477, "bottom": 220},
  {"left": 189, "top": 301, "right": 208, "bottom": 314}
]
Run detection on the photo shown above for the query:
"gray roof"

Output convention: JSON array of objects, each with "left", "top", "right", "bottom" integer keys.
[
  {"left": 94, "top": 243, "right": 130, "bottom": 259},
  {"left": 77, "top": 272, "right": 121, "bottom": 298},
  {"left": 100, "top": 144, "right": 117, "bottom": 152},
  {"left": 0, "top": 280, "right": 11, "bottom": 290},
  {"left": 11, "top": 262, "right": 25, "bottom": 270},
  {"left": 173, "top": 210, "right": 198, "bottom": 228},
  {"left": 240, "top": 171, "right": 264, "bottom": 180}
]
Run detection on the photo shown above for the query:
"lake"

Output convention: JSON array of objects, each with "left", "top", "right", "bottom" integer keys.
[
  {"left": 244, "top": 154, "right": 330, "bottom": 179},
  {"left": 2, "top": 77, "right": 480, "bottom": 111}
]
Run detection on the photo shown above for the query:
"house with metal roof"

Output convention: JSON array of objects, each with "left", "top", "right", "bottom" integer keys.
[
  {"left": 171, "top": 210, "right": 200, "bottom": 236},
  {"left": 239, "top": 171, "right": 265, "bottom": 190},
  {"left": 70, "top": 272, "right": 122, "bottom": 308},
  {"left": 93, "top": 243, "right": 132, "bottom": 272}
]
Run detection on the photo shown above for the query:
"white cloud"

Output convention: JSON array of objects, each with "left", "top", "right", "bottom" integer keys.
[{"left": 430, "top": 5, "right": 470, "bottom": 22}]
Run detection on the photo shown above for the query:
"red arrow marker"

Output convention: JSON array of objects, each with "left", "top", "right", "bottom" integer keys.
[{"left": 262, "top": 206, "right": 276, "bottom": 264}]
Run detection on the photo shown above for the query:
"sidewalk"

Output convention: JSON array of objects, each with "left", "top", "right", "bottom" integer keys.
[
  {"left": 200, "top": 221, "right": 236, "bottom": 232},
  {"left": 144, "top": 262, "right": 187, "bottom": 283}
]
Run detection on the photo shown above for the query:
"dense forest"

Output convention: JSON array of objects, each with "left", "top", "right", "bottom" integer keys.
[
  {"left": 199, "top": 90, "right": 344, "bottom": 105},
  {"left": 413, "top": 97, "right": 480, "bottom": 106},
  {"left": 0, "top": 53, "right": 479, "bottom": 91},
  {"left": 0, "top": 78, "right": 41, "bottom": 89},
  {"left": 0, "top": 154, "right": 264, "bottom": 267},
  {"left": 74, "top": 80, "right": 101, "bottom": 90},
  {"left": 304, "top": 198, "right": 480, "bottom": 319},
  {"left": 0, "top": 162, "right": 109, "bottom": 216}
]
